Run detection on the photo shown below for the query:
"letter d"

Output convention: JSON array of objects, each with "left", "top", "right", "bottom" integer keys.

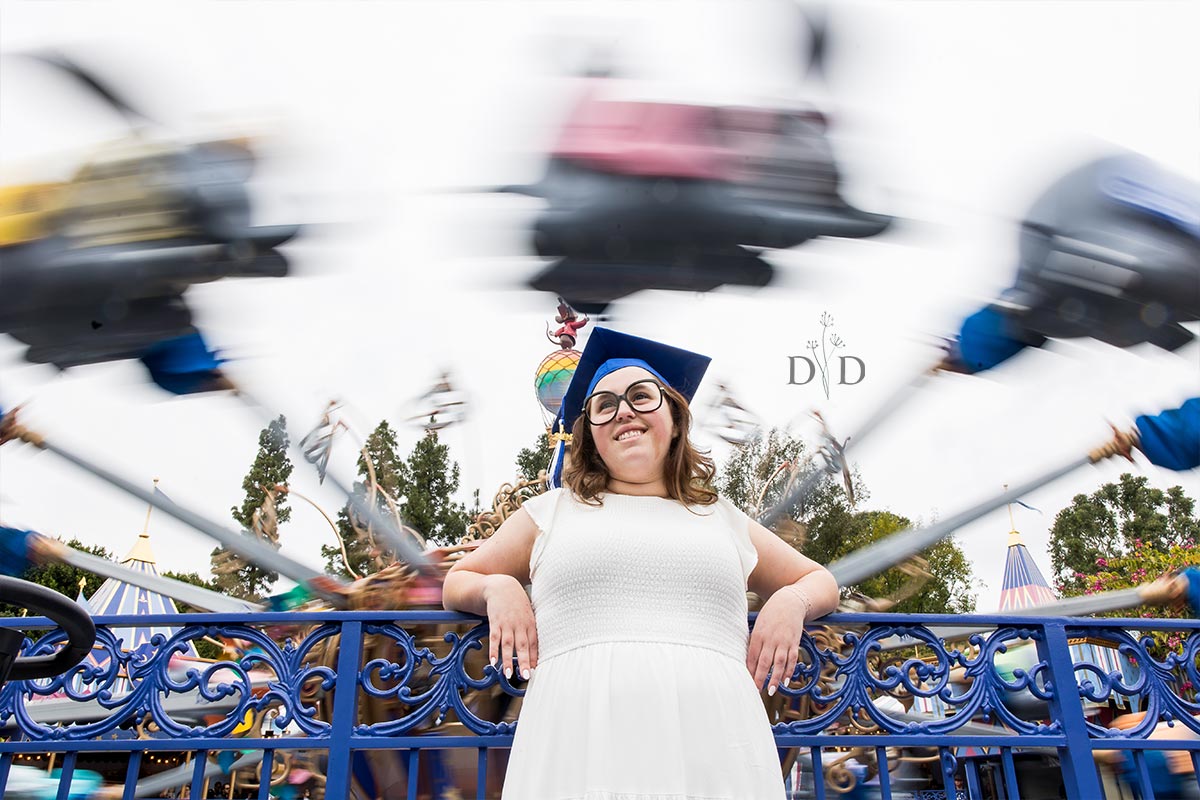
[
  {"left": 838, "top": 356, "right": 865, "bottom": 386},
  {"left": 789, "top": 357, "right": 816, "bottom": 385}
]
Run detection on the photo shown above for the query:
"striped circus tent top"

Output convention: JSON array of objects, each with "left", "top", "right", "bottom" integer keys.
[
  {"left": 86, "top": 532, "right": 198, "bottom": 659},
  {"left": 998, "top": 529, "right": 1058, "bottom": 612},
  {"left": 993, "top": 528, "right": 1132, "bottom": 711},
  {"left": 950, "top": 528, "right": 1062, "bottom": 755}
]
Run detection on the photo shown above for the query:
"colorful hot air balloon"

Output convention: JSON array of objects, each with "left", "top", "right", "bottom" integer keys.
[{"left": 535, "top": 348, "right": 580, "bottom": 417}]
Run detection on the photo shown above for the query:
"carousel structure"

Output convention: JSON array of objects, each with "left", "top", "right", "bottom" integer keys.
[{"left": 1, "top": 32, "right": 1199, "bottom": 800}]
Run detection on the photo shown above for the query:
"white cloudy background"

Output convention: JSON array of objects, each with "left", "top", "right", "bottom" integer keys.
[{"left": 1, "top": 1, "right": 1196, "bottom": 609}]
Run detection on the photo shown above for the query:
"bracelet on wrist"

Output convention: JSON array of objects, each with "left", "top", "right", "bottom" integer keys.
[{"left": 783, "top": 584, "right": 814, "bottom": 619}]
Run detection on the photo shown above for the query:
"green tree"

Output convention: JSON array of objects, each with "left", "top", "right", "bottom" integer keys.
[
  {"left": 515, "top": 431, "right": 553, "bottom": 484},
  {"left": 717, "top": 428, "right": 811, "bottom": 518},
  {"left": 0, "top": 536, "right": 225, "bottom": 659},
  {"left": 0, "top": 537, "right": 114, "bottom": 617},
  {"left": 212, "top": 415, "right": 292, "bottom": 600},
  {"left": 160, "top": 571, "right": 220, "bottom": 614},
  {"left": 321, "top": 421, "right": 407, "bottom": 579},
  {"left": 324, "top": 503, "right": 375, "bottom": 580},
  {"left": 806, "top": 506, "right": 977, "bottom": 614},
  {"left": 717, "top": 429, "right": 978, "bottom": 614},
  {"left": 466, "top": 488, "right": 483, "bottom": 522},
  {"left": 399, "top": 427, "right": 473, "bottom": 548},
  {"left": 1049, "top": 473, "right": 1199, "bottom": 595}
]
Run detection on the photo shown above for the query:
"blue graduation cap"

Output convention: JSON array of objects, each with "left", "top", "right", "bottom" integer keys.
[{"left": 547, "top": 327, "right": 711, "bottom": 488}]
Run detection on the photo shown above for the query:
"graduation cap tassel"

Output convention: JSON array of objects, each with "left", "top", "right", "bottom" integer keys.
[
  {"left": 547, "top": 427, "right": 571, "bottom": 490},
  {"left": 0, "top": 409, "right": 349, "bottom": 605}
]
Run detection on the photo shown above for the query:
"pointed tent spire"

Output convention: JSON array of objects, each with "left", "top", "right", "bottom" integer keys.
[
  {"left": 86, "top": 480, "right": 198, "bottom": 660},
  {"left": 998, "top": 543, "right": 1057, "bottom": 611},
  {"left": 995, "top": 495, "right": 1131, "bottom": 712},
  {"left": 997, "top": 509, "right": 1057, "bottom": 611},
  {"left": 121, "top": 530, "right": 157, "bottom": 565},
  {"left": 74, "top": 577, "right": 92, "bottom": 612}
]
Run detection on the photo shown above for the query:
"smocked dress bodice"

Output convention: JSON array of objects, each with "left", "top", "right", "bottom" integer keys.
[
  {"left": 500, "top": 488, "right": 787, "bottom": 800},
  {"left": 528, "top": 490, "right": 759, "bottom": 663}
]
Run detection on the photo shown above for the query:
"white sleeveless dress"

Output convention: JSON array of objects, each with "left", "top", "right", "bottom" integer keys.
[{"left": 500, "top": 489, "right": 787, "bottom": 800}]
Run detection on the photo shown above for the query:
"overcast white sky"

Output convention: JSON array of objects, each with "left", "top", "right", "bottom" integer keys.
[{"left": 1, "top": 1, "right": 1197, "bottom": 611}]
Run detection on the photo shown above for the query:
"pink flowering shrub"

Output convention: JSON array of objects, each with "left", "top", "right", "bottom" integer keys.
[{"left": 1068, "top": 539, "right": 1198, "bottom": 669}]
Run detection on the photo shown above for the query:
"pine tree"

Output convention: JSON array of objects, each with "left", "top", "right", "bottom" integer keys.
[
  {"left": 320, "top": 420, "right": 475, "bottom": 576},
  {"left": 321, "top": 421, "right": 406, "bottom": 579},
  {"left": 212, "top": 415, "right": 292, "bottom": 600},
  {"left": 399, "top": 427, "right": 473, "bottom": 548}
]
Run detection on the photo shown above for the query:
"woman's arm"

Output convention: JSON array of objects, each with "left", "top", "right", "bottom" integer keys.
[
  {"left": 744, "top": 518, "right": 840, "bottom": 695},
  {"left": 746, "top": 518, "right": 839, "bottom": 615},
  {"left": 443, "top": 507, "right": 540, "bottom": 676}
]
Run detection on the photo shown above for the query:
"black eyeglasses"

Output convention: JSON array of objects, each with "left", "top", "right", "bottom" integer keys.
[{"left": 582, "top": 379, "right": 665, "bottom": 426}]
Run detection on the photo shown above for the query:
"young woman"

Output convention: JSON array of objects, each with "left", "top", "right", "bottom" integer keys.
[{"left": 444, "top": 328, "right": 839, "bottom": 799}]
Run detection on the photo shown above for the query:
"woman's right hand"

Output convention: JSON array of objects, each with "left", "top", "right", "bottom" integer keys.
[
  {"left": 484, "top": 574, "right": 539, "bottom": 680},
  {"left": 442, "top": 507, "right": 541, "bottom": 680}
]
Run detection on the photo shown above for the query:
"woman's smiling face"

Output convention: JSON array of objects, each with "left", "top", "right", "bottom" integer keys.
[{"left": 588, "top": 366, "right": 676, "bottom": 495}]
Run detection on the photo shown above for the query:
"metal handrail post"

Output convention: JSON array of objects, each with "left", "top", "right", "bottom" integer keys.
[
  {"left": 325, "top": 619, "right": 364, "bottom": 799},
  {"left": 1039, "top": 622, "right": 1104, "bottom": 798}
]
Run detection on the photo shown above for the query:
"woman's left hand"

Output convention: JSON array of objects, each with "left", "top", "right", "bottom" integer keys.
[{"left": 746, "top": 587, "right": 809, "bottom": 696}]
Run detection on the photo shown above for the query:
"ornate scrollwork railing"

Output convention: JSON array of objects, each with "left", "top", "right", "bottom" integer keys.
[{"left": 2, "top": 611, "right": 1198, "bottom": 799}]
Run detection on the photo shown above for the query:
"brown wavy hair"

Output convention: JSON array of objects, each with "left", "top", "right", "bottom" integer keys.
[{"left": 562, "top": 383, "right": 718, "bottom": 507}]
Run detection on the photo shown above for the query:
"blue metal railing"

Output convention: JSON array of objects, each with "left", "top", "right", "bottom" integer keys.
[{"left": 1, "top": 611, "right": 1198, "bottom": 799}]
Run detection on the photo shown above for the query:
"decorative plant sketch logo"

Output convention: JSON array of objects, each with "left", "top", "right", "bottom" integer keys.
[{"left": 788, "top": 312, "right": 865, "bottom": 399}]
